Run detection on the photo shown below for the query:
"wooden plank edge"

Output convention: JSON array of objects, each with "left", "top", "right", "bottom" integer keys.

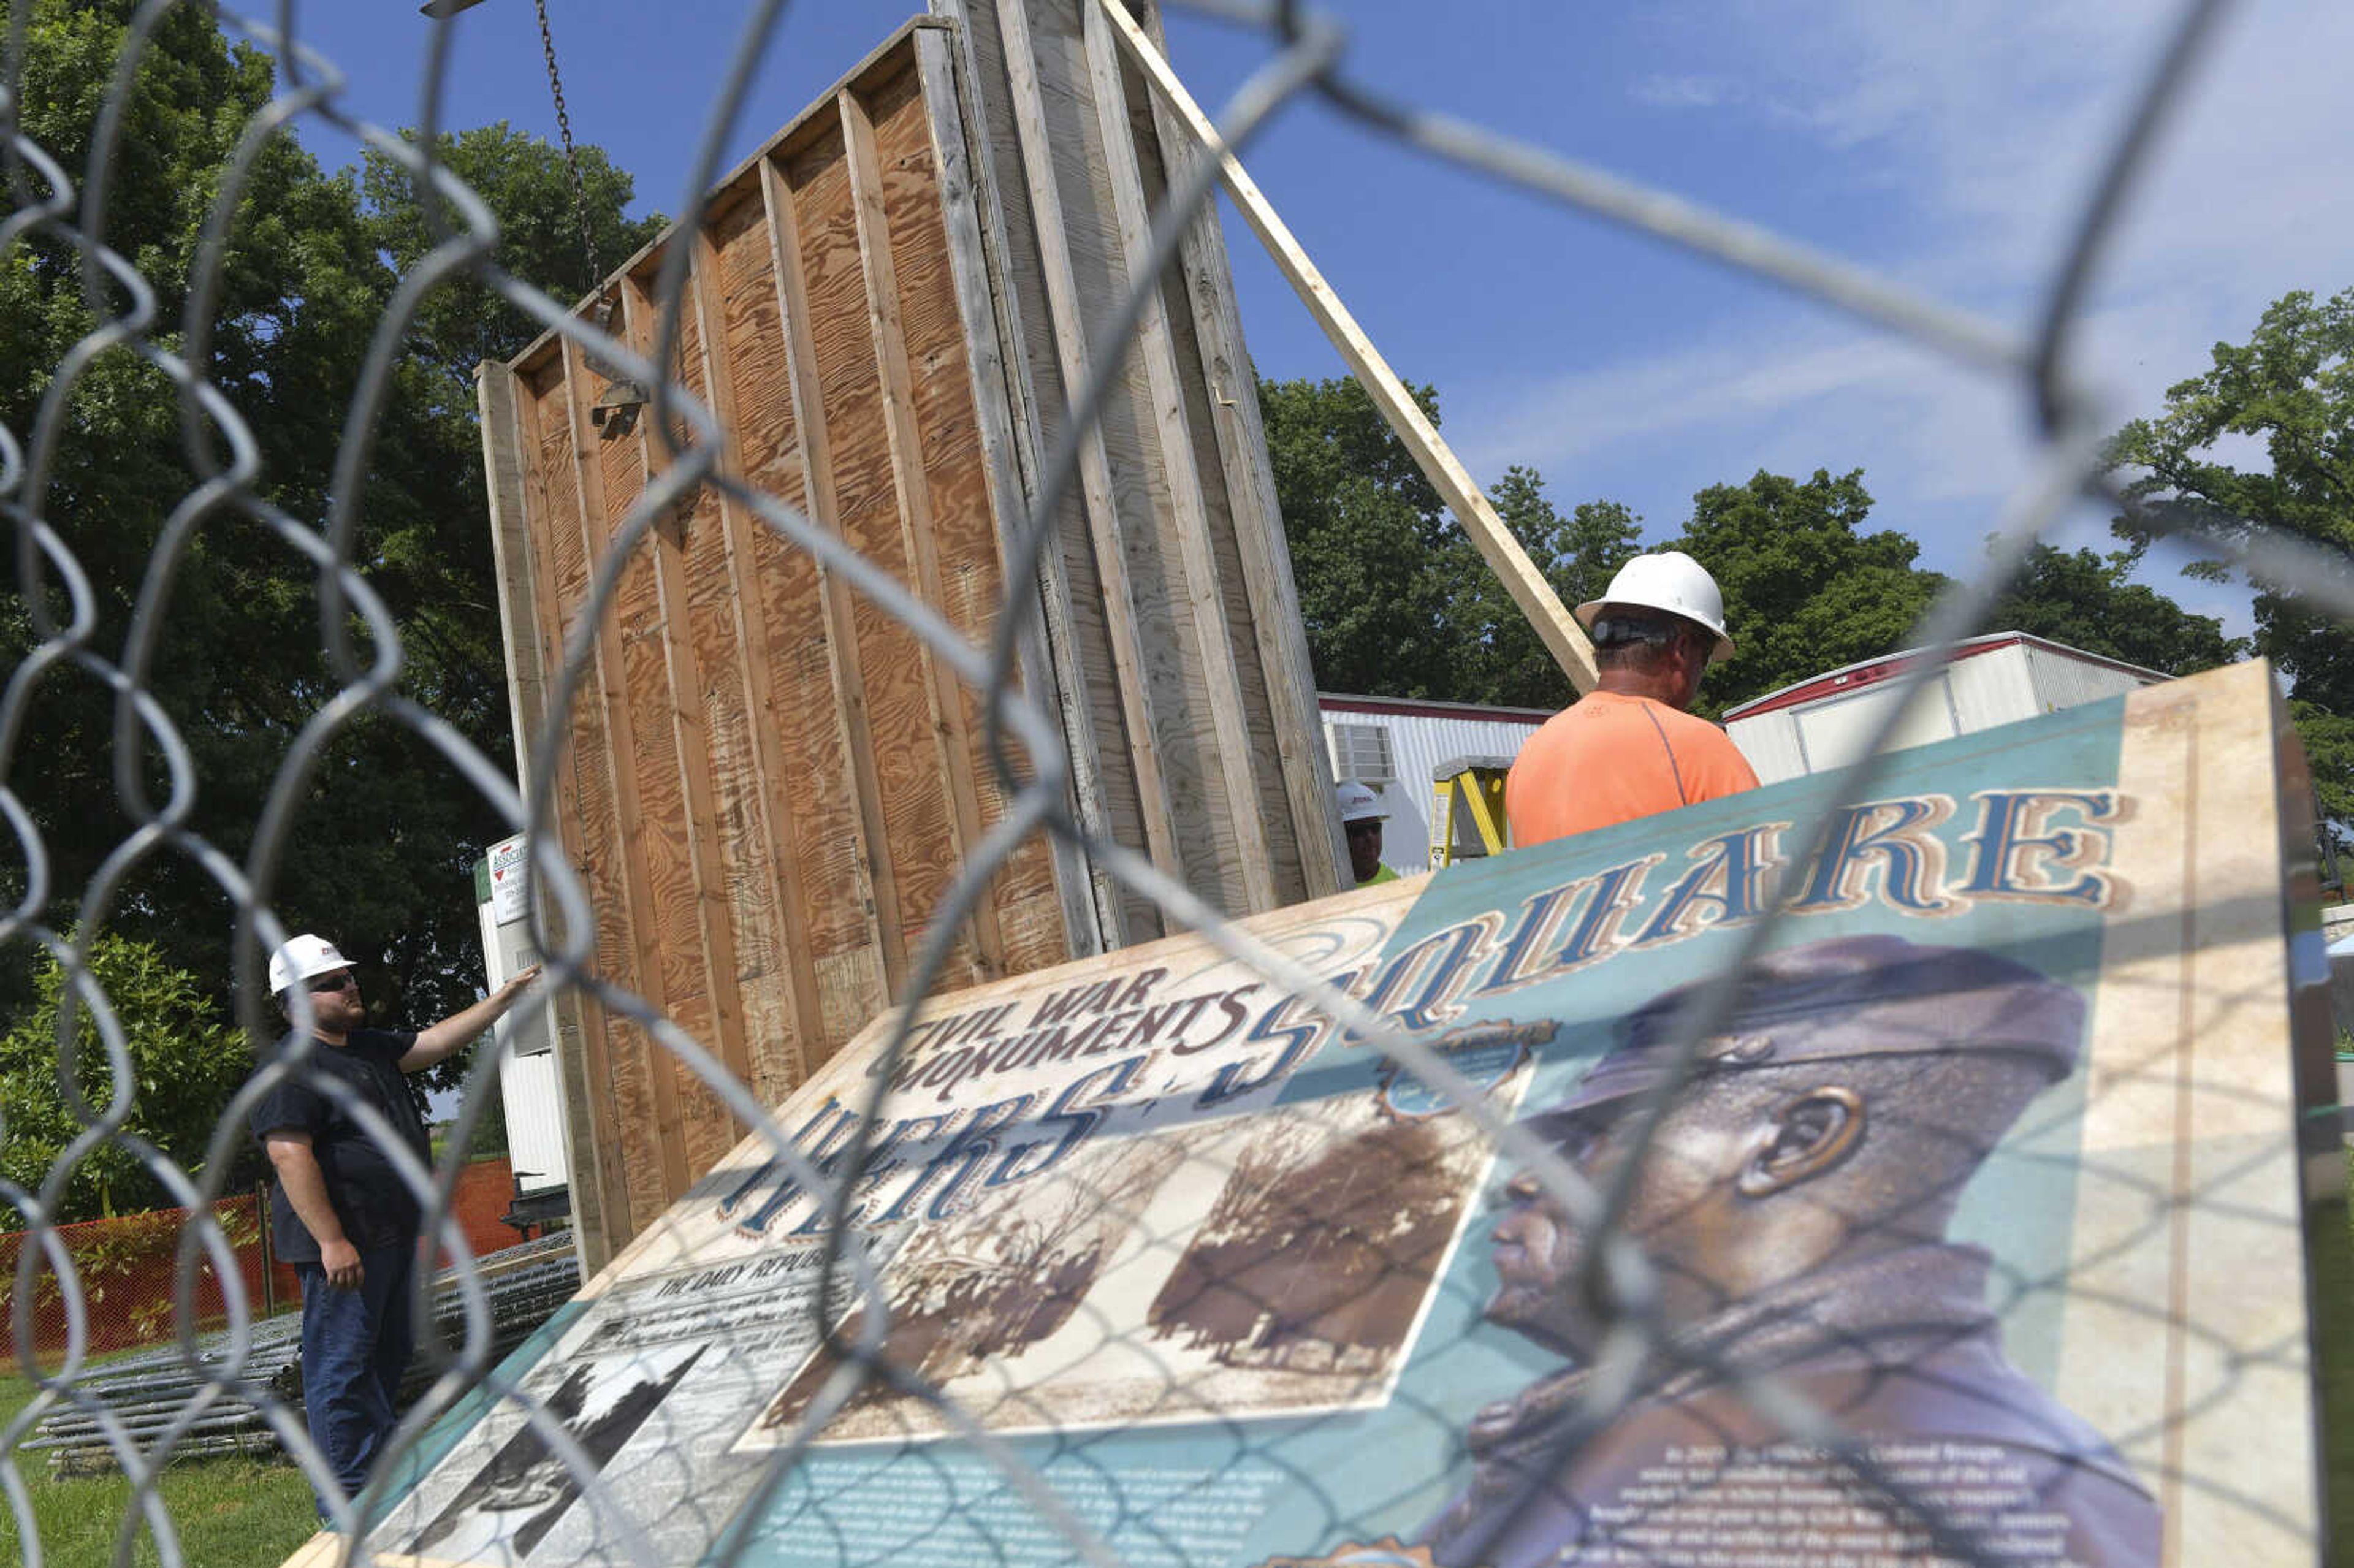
[
  {"left": 1130, "top": 1, "right": 1347, "bottom": 900},
  {"left": 920, "top": 8, "right": 1126, "bottom": 953},
  {"left": 988, "top": 0, "right": 1190, "bottom": 904},
  {"left": 1094, "top": 0, "right": 1599, "bottom": 694},
  {"left": 838, "top": 82, "right": 1011, "bottom": 976},
  {"left": 1079, "top": 0, "right": 1279, "bottom": 915}
]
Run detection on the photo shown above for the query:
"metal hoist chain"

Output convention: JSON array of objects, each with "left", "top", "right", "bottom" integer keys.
[{"left": 533, "top": 0, "right": 600, "bottom": 283}]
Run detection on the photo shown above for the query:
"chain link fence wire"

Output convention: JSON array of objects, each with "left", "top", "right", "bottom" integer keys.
[{"left": 4, "top": 0, "right": 2350, "bottom": 1565}]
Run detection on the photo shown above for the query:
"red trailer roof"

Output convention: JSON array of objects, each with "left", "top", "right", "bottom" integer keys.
[{"left": 1319, "top": 693, "right": 1556, "bottom": 723}]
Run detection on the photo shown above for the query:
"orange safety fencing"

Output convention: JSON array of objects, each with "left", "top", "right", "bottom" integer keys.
[{"left": 1, "top": 1157, "right": 531, "bottom": 1363}]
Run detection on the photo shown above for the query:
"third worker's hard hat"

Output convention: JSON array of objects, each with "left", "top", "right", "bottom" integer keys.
[{"left": 1334, "top": 780, "right": 1387, "bottom": 823}]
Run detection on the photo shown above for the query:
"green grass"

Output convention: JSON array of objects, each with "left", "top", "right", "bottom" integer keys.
[
  {"left": 2324, "top": 1148, "right": 2354, "bottom": 1567},
  {"left": 0, "top": 1371, "right": 320, "bottom": 1568}
]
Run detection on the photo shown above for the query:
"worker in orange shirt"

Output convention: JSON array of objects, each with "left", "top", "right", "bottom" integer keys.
[{"left": 1506, "top": 551, "right": 1759, "bottom": 848}]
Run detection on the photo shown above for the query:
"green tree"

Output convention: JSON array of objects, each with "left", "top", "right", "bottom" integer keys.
[
  {"left": 1986, "top": 542, "right": 2246, "bottom": 677},
  {"left": 0, "top": 4, "right": 658, "bottom": 1071},
  {"left": 1669, "top": 468, "right": 1948, "bottom": 715},
  {"left": 2108, "top": 287, "right": 2353, "bottom": 839},
  {"left": 0, "top": 933, "right": 251, "bottom": 1222},
  {"left": 1259, "top": 374, "right": 1638, "bottom": 707},
  {"left": 1262, "top": 375, "right": 1457, "bottom": 698},
  {"left": 1439, "top": 472, "right": 1641, "bottom": 709}
]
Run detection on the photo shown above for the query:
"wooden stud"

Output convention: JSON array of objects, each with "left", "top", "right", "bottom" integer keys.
[
  {"left": 1129, "top": 0, "right": 1347, "bottom": 901},
  {"left": 1078, "top": 0, "right": 1279, "bottom": 914},
  {"left": 1094, "top": 0, "right": 1599, "bottom": 693},
  {"left": 558, "top": 333, "right": 691, "bottom": 1230},
  {"left": 535, "top": 372, "right": 634, "bottom": 1269},
  {"left": 519, "top": 355, "right": 634, "bottom": 1265},
  {"left": 478, "top": 360, "right": 619, "bottom": 1272},
  {"left": 839, "top": 82, "right": 1010, "bottom": 975},
  {"left": 987, "top": 0, "right": 1188, "bottom": 900},
  {"left": 686, "top": 218, "right": 832, "bottom": 1098},
  {"left": 617, "top": 270, "right": 758, "bottom": 1160},
  {"left": 758, "top": 153, "right": 911, "bottom": 991}
]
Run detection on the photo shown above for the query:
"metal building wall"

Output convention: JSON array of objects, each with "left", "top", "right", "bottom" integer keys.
[
  {"left": 1727, "top": 637, "right": 2165, "bottom": 788},
  {"left": 1946, "top": 642, "right": 2044, "bottom": 732},
  {"left": 2024, "top": 640, "right": 2154, "bottom": 712},
  {"left": 1791, "top": 677, "right": 1962, "bottom": 778},
  {"left": 1320, "top": 701, "right": 1546, "bottom": 870},
  {"left": 1724, "top": 709, "right": 1808, "bottom": 784}
]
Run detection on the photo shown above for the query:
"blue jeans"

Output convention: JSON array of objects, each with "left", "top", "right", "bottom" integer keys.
[{"left": 298, "top": 1244, "right": 417, "bottom": 1519}]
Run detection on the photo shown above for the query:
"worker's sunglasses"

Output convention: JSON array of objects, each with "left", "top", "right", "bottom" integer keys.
[{"left": 307, "top": 971, "right": 358, "bottom": 993}]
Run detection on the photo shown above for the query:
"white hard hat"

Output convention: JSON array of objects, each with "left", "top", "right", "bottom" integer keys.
[
  {"left": 269, "top": 934, "right": 353, "bottom": 996},
  {"left": 1576, "top": 550, "right": 1735, "bottom": 666},
  {"left": 1334, "top": 780, "right": 1387, "bottom": 824}
]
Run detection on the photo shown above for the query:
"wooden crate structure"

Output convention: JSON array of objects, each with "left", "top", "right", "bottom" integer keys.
[{"left": 478, "top": 17, "right": 1341, "bottom": 1263}]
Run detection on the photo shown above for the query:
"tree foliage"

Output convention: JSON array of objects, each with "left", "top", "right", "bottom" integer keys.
[
  {"left": 1446, "top": 474, "right": 1640, "bottom": 710},
  {"left": 1986, "top": 543, "right": 2245, "bottom": 677},
  {"left": 2108, "top": 286, "right": 2354, "bottom": 839},
  {"left": 0, "top": 3, "right": 659, "bottom": 1071},
  {"left": 1260, "top": 375, "right": 1638, "bottom": 709},
  {"left": 1259, "top": 379, "right": 2255, "bottom": 736},
  {"left": 1667, "top": 468, "right": 1947, "bottom": 717},
  {"left": 0, "top": 932, "right": 252, "bottom": 1222}
]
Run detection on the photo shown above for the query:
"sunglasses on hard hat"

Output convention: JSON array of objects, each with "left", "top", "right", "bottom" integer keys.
[{"left": 307, "top": 971, "right": 359, "bottom": 994}]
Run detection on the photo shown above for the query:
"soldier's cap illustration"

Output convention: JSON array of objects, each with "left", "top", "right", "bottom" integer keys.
[{"left": 1527, "top": 934, "right": 2083, "bottom": 1133}]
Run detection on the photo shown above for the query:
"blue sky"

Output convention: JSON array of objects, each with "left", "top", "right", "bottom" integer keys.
[{"left": 267, "top": 1, "right": 2353, "bottom": 640}]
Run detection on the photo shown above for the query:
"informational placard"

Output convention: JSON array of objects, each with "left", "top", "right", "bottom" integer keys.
[
  {"left": 318, "top": 663, "right": 2341, "bottom": 1568},
  {"left": 472, "top": 834, "right": 565, "bottom": 1195},
  {"left": 484, "top": 834, "right": 531, "bottom": 929}
]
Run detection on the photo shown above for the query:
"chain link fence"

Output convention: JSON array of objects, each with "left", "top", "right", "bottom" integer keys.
[{"left": 4, "top": 1, "right": 2351, "bottom": 1566}]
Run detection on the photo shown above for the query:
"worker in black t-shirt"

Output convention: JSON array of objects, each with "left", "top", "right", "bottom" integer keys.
[{"left": 248, "top": 933, "right": 540, "bottom": 1521}]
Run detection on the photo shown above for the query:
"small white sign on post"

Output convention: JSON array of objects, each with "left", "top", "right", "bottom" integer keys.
[{"left": 487, "top": 833, "right": 530, "bottom": 927}]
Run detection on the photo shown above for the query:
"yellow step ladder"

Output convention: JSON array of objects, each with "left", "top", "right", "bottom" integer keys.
[{"left": 1429, "top": 755, "right": 1512, "bottom": 869}]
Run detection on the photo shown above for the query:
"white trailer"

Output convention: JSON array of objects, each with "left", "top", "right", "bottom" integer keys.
[
  {"left": 1320, "top": 695, "right": 1552, "bottom": 875},
  {"left": 1723, "top": 631, "right": 2166, "bottom": 785}
]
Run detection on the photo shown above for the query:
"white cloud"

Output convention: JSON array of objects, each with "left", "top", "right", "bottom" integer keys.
[
  {"left": 1630, "top": 74, "right": 1736, "bottom": 110},
  {"left": 1452, "top": 0, "right": 2350, "bottom": 630}
]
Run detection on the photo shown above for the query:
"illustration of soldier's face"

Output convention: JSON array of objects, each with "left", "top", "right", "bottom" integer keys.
[{"left": 1484, "top": 1094, "right": 1749, "bottom": 1357}]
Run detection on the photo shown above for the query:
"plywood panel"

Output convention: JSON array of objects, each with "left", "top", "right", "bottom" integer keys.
[
  {"left": 789, "top": 112, "right": 989, "bottom": 997},
  {"left": 753, "top": 151, "right": 901, "bottom": 1065},
  {"left": 935, "top": 0, "right": 1338, "bottom": 913},
  {"left": 687, "top": 198, "right": 825, "bottom": 1111},
  {"left": 552, "top": 341, "right": 673, "bottom": 1239},
  {"left": 867, "top": 58, "right": 1070, "bottom": 973},
  {"left": 627, "top": 264, "right": 759, "bottom": 1177},
  {"left": 484, "top": 20, "right": 1336, "bottom": 1257}
]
